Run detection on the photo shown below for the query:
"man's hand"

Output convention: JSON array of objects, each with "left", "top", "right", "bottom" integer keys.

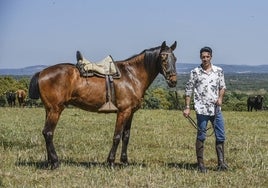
[
  {"left": 216, "top": 88, "right": 225, "bottom": 106},
  {"left": 216, "top": 98, "right": 223, "bottom": 106},
  {"left": 183, "top": 108, "right": 190, "bottom": 117}
]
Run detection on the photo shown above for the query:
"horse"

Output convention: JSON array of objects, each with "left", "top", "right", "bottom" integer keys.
[
  {"left": 16, "top": 89, "right": 26, "bottom": 107},
  {"left": 6, "top": 91, "right": 16, "bottom": 107},
  {"left": 247, "top": 95, "right": 264, "bottom": 111},
  {"left": 29, "top": 41, "right": 177, "bottom": 169}
]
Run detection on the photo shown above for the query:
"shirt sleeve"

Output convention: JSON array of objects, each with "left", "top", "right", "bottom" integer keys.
[
  {"left": 185, "top": 70, "right": 194, "bottom": 97},
  {"left": 219, "top": 70, "right": 226, "bottom": 90}
]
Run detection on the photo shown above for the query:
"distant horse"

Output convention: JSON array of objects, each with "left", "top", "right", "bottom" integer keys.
[
  {"left": 6, "top": 91, "right": 16, "bottom": 107},
  {"left": 247, "top": 95, "right": 263, "bottom": 111},
  {"left": 29, "top": 41, "right": 177, "bottom": 169},
  {"left": 16, "top": 89, "right": 26, "bottom": 107}
]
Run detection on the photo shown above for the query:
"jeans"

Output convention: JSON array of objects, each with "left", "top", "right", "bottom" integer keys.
[{"left": 196, "top": 107, "right": 225, "bottom": 142}]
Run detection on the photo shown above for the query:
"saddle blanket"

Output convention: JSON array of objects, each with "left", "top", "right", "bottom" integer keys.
[{"left": 78, "top": 55, "right": 117, "bottom": 75}]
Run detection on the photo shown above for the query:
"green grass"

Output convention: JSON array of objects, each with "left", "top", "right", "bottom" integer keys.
[{"left": 0, "top": 108, "right": 267, "bottom": 187}]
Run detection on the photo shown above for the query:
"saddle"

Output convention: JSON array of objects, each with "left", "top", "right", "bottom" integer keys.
[
  {"left": 76, "top": 51, "right": 119, "bottom": 113},
  {"left": 76, "top": 51, "right": 121, "bottom": 78}
]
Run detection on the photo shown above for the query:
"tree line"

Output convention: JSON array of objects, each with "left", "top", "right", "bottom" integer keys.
[{"left": 0, "top": 74, "right": 267, "bottom": 110}]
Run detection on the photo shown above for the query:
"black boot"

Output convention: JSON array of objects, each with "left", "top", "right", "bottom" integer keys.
[
  {"left": 216, "top": 141, "right": 228, "bottom": 171},
  {"left": 196, "top": 139, "right": 207, "bottom": 173}
]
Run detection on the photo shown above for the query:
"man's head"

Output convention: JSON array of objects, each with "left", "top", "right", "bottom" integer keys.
[
  {"left": 200, "top": 46, "right": 212, "bottom": 66},
  {"left": 200, "top": 46, "right": 212, "bottom": 56}
]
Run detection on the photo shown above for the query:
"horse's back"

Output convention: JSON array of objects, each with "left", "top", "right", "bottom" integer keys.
[
  {"left": 38, "top": 63, "right": 79, "bottom": 93},
  {"left": 39, "top": 63, "right": 77, "bottom": 79},
  {"left": 37, "top": 63, "right": 106, "bottom": 110}
]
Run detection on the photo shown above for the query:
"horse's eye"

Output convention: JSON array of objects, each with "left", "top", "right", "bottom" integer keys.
[{"left": 161, "top": 54, "right": 167, "bottom": 59}]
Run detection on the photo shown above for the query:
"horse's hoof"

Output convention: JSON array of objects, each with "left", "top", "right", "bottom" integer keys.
[
  {"left": 120, "top": 159, "right": 129, "bottom": 166},
  {"left": 106, "top": 162, "right": 115, "bottom": 169},
  {"left": 110, "top": 162, "right": 115, "bottom": 169},
  {"left": 106, "top": 160, "right": 115, "bottom": 168},
  {"left": 50, "top": 161, "right": 60, "bottom": 170},
  {"left": 122, "top": 161, "right": 129, "bottom": 166},
  {"left": 120, "top": 158, "right": 129, "bottom": 165}
]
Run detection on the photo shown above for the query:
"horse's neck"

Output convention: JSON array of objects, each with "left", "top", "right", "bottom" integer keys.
[{"left": 119, "top": 53, "right": 159, "bottom": 88}]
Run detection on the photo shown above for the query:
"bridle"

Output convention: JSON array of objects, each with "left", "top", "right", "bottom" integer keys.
[{"left": 159, "top": 52, "right": 176, "bottom": 79}]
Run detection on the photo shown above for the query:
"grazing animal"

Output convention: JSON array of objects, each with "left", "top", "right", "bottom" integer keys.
[
  {"left": 247, "top": 95, "right": 264, "bottom": 111},
  {"left": 6, "top": 91, "right": 16, "bottom": 107},
  {"left": 16, "top": 89, "right": 26, "bottom": 107},
  {"left": 29, "top": 41, "right": 177, "bottom": 169}
]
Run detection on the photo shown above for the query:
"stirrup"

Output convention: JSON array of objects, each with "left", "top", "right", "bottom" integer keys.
[{"left": 98, "top": 101, "right": 118, "bottom": 113}]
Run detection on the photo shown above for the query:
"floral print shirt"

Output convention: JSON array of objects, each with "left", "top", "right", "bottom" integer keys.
[{"left": 185, "top": 64, "right": 226, "bottom": 116}]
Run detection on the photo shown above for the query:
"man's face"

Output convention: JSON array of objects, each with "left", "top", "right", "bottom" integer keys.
[{"left": 200, "top": 52, "right": 212, "bottom": 65}]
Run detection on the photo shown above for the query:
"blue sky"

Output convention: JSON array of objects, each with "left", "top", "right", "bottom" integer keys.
[{"left": 1, "top": 0, "right": 268, "bottom": 69}]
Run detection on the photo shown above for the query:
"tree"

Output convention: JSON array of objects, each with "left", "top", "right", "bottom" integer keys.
[{"left": 0, "top": 76, "right": 30, "bottom": 107}]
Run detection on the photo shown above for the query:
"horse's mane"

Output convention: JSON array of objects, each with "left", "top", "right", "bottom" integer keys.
[
  {"left": 59, "top": 63, "right": 75, "bottom": 66},
  {"left": 116, "top": 46, "right": 161, "bottom": 64}
]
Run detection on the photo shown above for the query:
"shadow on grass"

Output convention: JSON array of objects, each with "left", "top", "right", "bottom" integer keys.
[
  {"left": 167, "top": 162, "right": 216, "bottom": 171},
  {"left": 15, "top": 160, "right": 50, "bottom": 169},
  {"left": 61, "top": 160, "right": 147, "bottom": 169},
  {"left": 167, "top": 162, "right": 198, "bottom": 171},
  {"left": 15, "top": 160, "right": 222, "bottom": 172},
  {"left": 15, "top": 160, "right": 146, "bottom": 170}
]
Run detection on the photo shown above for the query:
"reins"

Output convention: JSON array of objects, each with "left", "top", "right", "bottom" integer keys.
[{"left": 178, "top": 103, "right": 215, "bottom": 137}]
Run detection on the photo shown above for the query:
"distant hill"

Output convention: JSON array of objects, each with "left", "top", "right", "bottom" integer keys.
[
  {"left": 178, "top": 63, "right": 268, "bottom": 74},
  {"left": 1, "top": 64, "right": 268, "bottom": 75},
  {"left": 0, "top": 65, "right": 48, "bottom": 76}
]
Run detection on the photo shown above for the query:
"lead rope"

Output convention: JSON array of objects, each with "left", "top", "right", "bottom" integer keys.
[
  {"left": 174, "top": 91, "right": 215, "bottom": 136},
  {"left": 185, "top": 113, "right": 215, "bottom": 137}
]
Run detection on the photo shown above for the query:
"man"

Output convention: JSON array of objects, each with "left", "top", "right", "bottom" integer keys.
[{"left": 183, "top": 47, "right": 228, "bottom": 173}]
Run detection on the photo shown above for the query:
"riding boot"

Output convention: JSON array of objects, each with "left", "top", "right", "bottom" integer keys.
[
  {"left": 196, "top": 139, "right": 207, "bottom": 173},
  {"left": 216, "top": 141, "right": 228, "bottom": 171}
]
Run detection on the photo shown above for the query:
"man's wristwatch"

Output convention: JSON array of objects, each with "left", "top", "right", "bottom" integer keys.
[{"left": 185, "top": 105, "right": 190, "bottom": 109}]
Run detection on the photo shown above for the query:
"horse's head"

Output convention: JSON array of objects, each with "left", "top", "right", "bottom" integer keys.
[{"left": 159, "top": 41, "right": 177, "bottom": 87}]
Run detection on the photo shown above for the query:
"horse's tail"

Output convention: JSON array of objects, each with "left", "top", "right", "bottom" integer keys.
[{"left": 29, "top": 72, "right": 40, "bottom": 99}]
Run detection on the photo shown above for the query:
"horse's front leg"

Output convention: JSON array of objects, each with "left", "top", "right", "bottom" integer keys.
[
  {"left": 120, "top": 113, "right": 134, "bottom": 165},
  {"left": 107, "top": 110, "right": 131, "bottom": 167}
]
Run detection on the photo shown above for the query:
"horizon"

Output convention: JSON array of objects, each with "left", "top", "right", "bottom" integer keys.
[
  {"left": 1, "top": 0, "right": 268, "bottom": 69},
  {"left": 1, "top": 62, "right": 268, "bottom": 70},
  {"left": 1, "top": 63, "right": 268, "bottom": 76}
]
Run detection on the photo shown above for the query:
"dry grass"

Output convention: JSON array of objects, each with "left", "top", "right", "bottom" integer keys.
[{"left": 0, "top": 108, "right": 267, "bottom": 187}]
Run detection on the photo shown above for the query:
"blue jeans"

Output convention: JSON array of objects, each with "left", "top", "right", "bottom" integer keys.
[{"left": 196, "top": 108, "right": 225, "bottom": 142}]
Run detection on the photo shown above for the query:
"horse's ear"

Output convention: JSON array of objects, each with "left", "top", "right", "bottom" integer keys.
[
  {"left": 161, "top": 41, "right": 167, "bottom": 50},
  {"left": 170, "top": 41, "right": 177, "bottom": 51}
]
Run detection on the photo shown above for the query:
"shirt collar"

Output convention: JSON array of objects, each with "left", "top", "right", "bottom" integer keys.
[{"left": 198, "top": 64, "right": 217, "bottom": 73}]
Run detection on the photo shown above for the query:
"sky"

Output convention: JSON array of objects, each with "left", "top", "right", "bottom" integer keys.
[{"left": 0, "top": 0, "right": 268, "bottom": 69}]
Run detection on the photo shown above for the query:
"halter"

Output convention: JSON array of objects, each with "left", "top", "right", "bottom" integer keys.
[{"left": 159, "top": 52, "right": 176, "bottom": 78}]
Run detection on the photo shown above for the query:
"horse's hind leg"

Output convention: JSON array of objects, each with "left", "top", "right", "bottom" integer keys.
[{"left": 42, "top": 109, "right": 62, "bottom": 169}]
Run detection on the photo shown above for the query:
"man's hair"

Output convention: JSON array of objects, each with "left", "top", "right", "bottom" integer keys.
[{"left": 200, "top": 46, "right": 212, "bottom": 56}]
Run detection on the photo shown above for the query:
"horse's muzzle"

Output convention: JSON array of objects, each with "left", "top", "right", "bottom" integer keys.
[{"left": 166, "top": 74, "right": 177, "bottom": 87}]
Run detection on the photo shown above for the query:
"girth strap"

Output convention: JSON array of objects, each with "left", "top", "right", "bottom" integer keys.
[
  {"left": 98, "top": 75, "right": 118, "bottom": 113},
  {"left": 105, "top": 76, "right": 113, "bottom": 103}
]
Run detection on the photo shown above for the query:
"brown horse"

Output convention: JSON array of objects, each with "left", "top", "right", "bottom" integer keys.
[
  {"left": 16, "top": 89, "right": 26, "bottom": 107},
  {"left": 29, "top": 41, "right": 177, "bottom": 169}
]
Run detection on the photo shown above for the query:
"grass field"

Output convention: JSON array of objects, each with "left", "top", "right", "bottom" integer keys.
[{"left": 0, "top": 108, "right": 267, "bottom": 187}]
